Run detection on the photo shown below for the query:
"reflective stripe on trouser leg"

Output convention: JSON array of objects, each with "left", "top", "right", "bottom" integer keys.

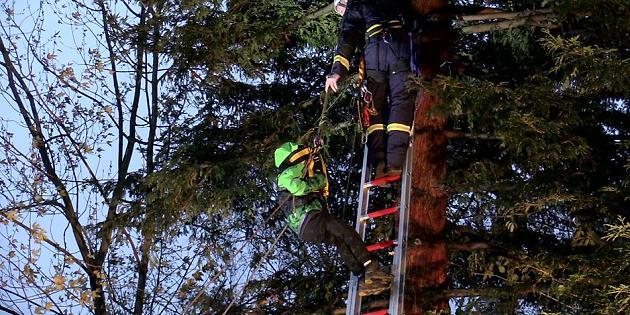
[{"left": 386, "top": 70, "right": 414, "bottom": 169}]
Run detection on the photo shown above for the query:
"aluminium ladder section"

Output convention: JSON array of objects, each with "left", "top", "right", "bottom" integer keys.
[{"left": 345, "top": 142, "right": 413, "bottom": 315}]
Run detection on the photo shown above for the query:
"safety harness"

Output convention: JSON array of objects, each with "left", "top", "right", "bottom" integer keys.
[
  {"left": 354, "top": 17, "right": 419, "bottom": 143},
  {"left": 277, "top": 140, "right": 330, "bottom": 198}
]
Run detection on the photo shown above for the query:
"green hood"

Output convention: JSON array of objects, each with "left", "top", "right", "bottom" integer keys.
[{"left": 274, "top": 142, "right": 300, "bottom": 168}]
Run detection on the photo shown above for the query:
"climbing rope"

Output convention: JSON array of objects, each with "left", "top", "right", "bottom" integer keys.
[
  {"left": 181, "top": 195, "right": 291, "bottom": 313},
  {"left": 220, "top": 224, "right": 289, "bottom": 315}
]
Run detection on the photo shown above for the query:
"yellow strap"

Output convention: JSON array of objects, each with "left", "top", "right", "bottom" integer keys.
[
  {"left": 305, "top": 156, "right": 329, "bottom": 198},
  {"left": 288, "top": 147, "right": 312, "bottom": 164},
  {"left": 321, "top": 159, "right": 329, "bottom": 197},
  {"left": 333, "top": 55, "right": 350, "bottom": 71},
  {"left": 368, "top": 20, "right": 402, "bottom": 37},
  {"left": 367, "top": 124, "right": 385, "bottom": 135},
  {"left": 387, "top": 123, "right": 412, "bottom": 134},
  {"left": 358, "top": 57, "right": 366, "bottom": 82}
]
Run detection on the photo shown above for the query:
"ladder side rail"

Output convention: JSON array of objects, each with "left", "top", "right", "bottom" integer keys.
[
  {"left": 346, "top": 146, "right": 372, "bottom": 315},
  {"left": 388, "top": 141, "right": 413, "bottom": 315}
]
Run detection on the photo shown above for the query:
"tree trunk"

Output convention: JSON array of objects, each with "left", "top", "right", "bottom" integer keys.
[
  {"left": 406, "top": 93, "right": 449, "bottom": 314},
  {"left": 406, "top": 0, "right": 451, "bottom": 313}
]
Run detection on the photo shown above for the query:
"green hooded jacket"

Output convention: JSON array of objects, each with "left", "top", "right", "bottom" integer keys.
[{"left": 275, "top": 142, "right": 328, "bottom": 234}]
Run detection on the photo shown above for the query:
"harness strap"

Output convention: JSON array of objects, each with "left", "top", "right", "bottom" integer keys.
[
  {"left": 277, "top": 146, "right": 312, "bottom": 174},
  {"left": 278, "top": 145, "right": 330, "bottom": 198},
  {"left": 367, "top": 20, "right": 404, "bottom": 38}
]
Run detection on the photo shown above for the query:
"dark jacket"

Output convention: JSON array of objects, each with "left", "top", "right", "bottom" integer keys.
[{"left": 331, "top": 0, "right": 410, "bottom": 78}]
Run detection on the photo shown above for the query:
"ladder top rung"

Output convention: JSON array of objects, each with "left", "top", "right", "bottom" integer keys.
[
  {"left": 366, "top": 240, "right": 397, "bottom": 252},
  {"left": 361, "top": 310, "right": 388, "bottom": 315},
  {"left": 360, "top": 206, "right": 398, "bottom": 221},
  {"left": 364, "top": 175, "right": 401, "bottom": 188}
]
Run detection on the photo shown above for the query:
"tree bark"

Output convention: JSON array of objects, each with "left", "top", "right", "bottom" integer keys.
[
  {"left": 406, "top": 1, "right": 451, "bottom": 314},
  {"left": 406, "top": 93, "right": 450, "bottom": 314}
]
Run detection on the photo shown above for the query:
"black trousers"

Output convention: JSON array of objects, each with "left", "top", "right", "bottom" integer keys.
[
  {"left": 300, "top": 211, "right": 371, "bottom": 274},
  {"left": 364, "top": 32, "right": 415, "bottom": 170}
]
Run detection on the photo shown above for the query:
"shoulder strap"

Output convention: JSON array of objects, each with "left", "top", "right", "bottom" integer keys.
[{"left": 277, "top": 146, "right": 312, "bottom": 174}]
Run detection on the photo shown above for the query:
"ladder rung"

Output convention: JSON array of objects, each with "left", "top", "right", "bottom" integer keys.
[
  {"left": 364, "top": 175, "right": 401, "bottom": 188},
  {"left": 366, "top": 240, "right": 397, "bottom": 252},
  {"left": 361, "top": 310, "right": 388, "bottom": 315},
  {"left": 360, "top": 206, "right": 398, "bottom": 221}
]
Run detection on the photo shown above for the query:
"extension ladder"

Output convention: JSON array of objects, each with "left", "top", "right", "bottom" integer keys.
[{"left": 345, "top": 141, "right": 413, "bottom": 315}]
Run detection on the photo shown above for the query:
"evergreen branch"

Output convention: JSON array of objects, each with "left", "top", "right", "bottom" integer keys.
[
  {"left": 447, "top": 241, "right": 492, "bottom": 251},
  {"left": 459, "top": 9, "right": 553, "bottom": 22},
  {"left": 461, "top": 12, "right": 558, "bottom": 33},
  {"left": 286, "top": 4, "right": 334, "bottom": 32}
]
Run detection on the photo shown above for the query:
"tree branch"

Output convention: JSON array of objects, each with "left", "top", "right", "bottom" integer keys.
[
  {"left": 0, "top": 305, "right": 20, "bottom": 315},
  {"left": 459, "top": 9, "right": 553, "bottom": 22},
  {"left": 286, "top": 4, "right": 334, "bottom": 31},
  {"left": 0, "top": 211, "right": 88, "bottom": 272},
  {"left": 461, "top": 13, "right": 559, "bottom": 33},
  {"left": 447, "top": 241, "right": 492, "bottom": 251},
  {"left": 0, "top": 37, "right": 92, "bottom": 271},
  {"left": 458, "top": 9, "right": 562, "bottom": 33}
]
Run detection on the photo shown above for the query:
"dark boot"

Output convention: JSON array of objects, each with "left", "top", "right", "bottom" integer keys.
[
  {"left": 385, "top": 166, "right": 402, "bottom": 177},
  {"left": 373, "top": 162, "right": 387, "bottom": 180},
  {"left": 358, "top": 276, "right": 390, "bottom": 297},
  {"left": 364, "top": 261, "right": 393, "bottom": 285}
]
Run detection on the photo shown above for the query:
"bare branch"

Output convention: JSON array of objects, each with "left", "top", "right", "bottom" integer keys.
[
  {"left": 0, "top": 37, "right": 92, "bottom": 268},
  {"left": 459, "top": 9, "right": 553, "bottom": 22},
  {"left": 0, "top": 211, "right": 88, "bottom": 272}
]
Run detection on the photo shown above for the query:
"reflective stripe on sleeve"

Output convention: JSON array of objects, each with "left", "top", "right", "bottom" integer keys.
[{"left": 333, "top": 55, "right": 350, "bottom": 71}]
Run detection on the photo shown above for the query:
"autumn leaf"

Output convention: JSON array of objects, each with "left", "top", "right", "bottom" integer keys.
[
  {"left": 79, "top": 291, "right": 92, "bottom": 306},
  {"left": 31, "top": 223, "right": 47, "bottom": 243},
  {"left": 178, "top": 290, "right": 187, "bottom": 299},
  {"left": 5, "top": 210, "right": 18, "bottom": 222},
  {"left": 81, "top": 143, "right": 93, "bottom": 153},
  {"left": 69, "top": 275, "right": 86, "bottom": 288},
  {"left": 53, "top": 274, "right": 66, "bottom": 290}
]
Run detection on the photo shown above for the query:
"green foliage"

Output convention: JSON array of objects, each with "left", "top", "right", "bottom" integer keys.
[
  {"left": 126, "top": 0, "right": 630, "bottom": 313},
  {"left": 438, "top": 2, "right": 629, "bottom": 312}
]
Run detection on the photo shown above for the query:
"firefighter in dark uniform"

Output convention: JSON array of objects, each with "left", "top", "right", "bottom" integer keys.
[{"left": 326, "top": 0, "right": 415, "bottom": 178}]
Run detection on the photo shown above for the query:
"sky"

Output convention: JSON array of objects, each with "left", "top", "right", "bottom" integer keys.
[{"left": 0, "top": 0, "right": 148, "bottom": 313}]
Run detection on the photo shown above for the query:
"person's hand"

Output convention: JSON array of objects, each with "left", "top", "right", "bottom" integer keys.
[{"left": 325, "top": 74, "right": 341, "bottom": 93}]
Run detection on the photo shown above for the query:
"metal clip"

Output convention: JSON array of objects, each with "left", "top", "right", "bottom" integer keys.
[
  {"left": 312, "top": 135, "right": 324, "bottom": 152},
  {"left": 360, "top": 84, "right": 378, "bottom": 116},
  {"left": 382, "top": 31, "right": 392, "bottom": 45}
]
